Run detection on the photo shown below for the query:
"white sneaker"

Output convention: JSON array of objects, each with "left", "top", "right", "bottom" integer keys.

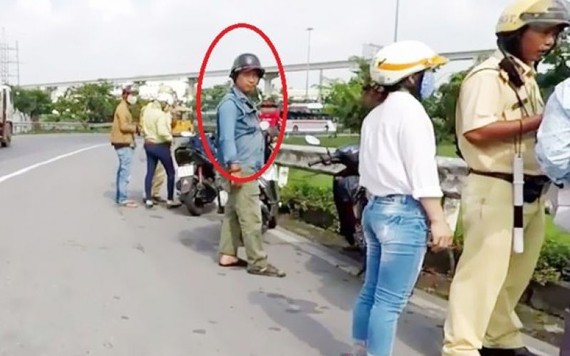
[{"left": 166, "top": 199, "right": 182, "bottom": 209}]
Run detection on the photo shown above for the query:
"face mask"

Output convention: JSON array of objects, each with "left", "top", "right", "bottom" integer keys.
[
  {"left": 419, "top": 70, "right": 436, "bottom": 100},
  {"left": 127, "top": 95, "right": 137, "bottom": 105}
]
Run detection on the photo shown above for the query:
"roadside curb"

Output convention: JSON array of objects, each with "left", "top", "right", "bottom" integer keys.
[{"left": 268, "top": 227, "right": 560, "bottom": 356}]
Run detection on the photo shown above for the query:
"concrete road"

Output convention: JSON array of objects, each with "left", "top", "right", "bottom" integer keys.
[{"left": 0, "top": 134, "right": 560, "bottom": 356}]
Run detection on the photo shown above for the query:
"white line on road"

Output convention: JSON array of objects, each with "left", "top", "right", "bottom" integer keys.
[{"left": 0, "top": 144, "right": 107, "bottom": 184}]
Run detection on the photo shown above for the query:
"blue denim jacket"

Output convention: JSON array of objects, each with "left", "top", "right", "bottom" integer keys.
[
  {"left": 215, "top": 86, "right": 264, "bottom": 171},
  {"left": 536, "top": 78, "right": 570, "bottom": 186}
]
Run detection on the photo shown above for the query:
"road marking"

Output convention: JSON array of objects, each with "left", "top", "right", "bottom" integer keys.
[{"left": 0, "top": 144, "right": 106, "bottom": 184}]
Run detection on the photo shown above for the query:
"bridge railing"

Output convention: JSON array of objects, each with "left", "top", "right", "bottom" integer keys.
[
  {"left": 12, "top": 121, "right": 351, "bottom": 136},
  {"left": 275, "top": 144, "right": 470, "bottom": 238}
]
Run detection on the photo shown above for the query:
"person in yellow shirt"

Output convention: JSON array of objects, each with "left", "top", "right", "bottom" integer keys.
[
  {"left": 442, "top": 1, "right": 570, "bottom": 355},
  {"left": 140, "top": 100, "right": 166, "bottom": 202},
  {"left": 141, "top": 91, "right": 181, "bottom": 209}
]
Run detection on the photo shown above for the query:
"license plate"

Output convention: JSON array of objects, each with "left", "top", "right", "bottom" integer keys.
[
  {"left": 278, "top": 166, "right": 289, "bottom": 188},
  {"left": 262, "top": 165, "right": 277, "bottom": 181},
  {"left": 177, "top": 164, "right": 195, "bottom": 178}
]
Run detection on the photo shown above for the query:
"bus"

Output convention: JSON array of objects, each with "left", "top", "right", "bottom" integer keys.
[
  {"left": 259, "top": 101, "right": 337, "bottom": 134},
  {"left": 285, "top": 103, "right": 337, "bottom": 134}
]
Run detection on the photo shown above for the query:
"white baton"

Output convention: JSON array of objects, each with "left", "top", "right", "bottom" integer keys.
[{"left": 513, "top": 155, "right": 524, "bottom": 254}]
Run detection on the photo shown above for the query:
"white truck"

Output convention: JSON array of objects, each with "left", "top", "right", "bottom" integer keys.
[{"left": 0, "top": 84, "right": 14, "bottom": 147}]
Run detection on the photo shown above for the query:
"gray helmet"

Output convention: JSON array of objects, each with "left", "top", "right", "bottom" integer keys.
[{"left": 230, "top": 53, "right": 265, "bottom": 80}]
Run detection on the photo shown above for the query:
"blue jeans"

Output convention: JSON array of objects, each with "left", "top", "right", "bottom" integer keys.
[
  {"left": 115, "top": 147, "right": 134, "bottom": 204},
  {"left": 144, "top": 142, "right": 175, "bottom": 201},
  {"left": 352, "top": 194, "right": 428, "bottom": 356}
]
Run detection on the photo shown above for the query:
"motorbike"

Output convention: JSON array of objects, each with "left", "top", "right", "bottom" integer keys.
[
  {"left": 305, "top": 135, "right": 368, "bottom": 276},
  {"left": 173, "top": 123, "right": 288, "bottom": 235},
  {"left": 259, "top": 120, "right": 288, "bottom": 233},
  {"left": 174, "top": 131, "right": 227, "bottom": 216}
]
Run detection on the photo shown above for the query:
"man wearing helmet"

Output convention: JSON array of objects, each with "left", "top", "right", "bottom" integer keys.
[
  {"left": 352, "top": 40, "right": 453, "bottom": 356},
  {"left": 442, "top": 1, "right": 570, "bottom": 355},
  {"left": 215, "top": 53, "right": 285, "bottom": 278}
]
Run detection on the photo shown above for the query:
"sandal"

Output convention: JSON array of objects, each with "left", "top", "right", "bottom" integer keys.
[
  {"left": 218, "top": 259, "right": 248, "bottom": 268},
  {"left": 119, "top": 200, "right": 138, "bottom": 208},
  {"left": 247, "top": 264, "right": 286, "bottom": 278}
]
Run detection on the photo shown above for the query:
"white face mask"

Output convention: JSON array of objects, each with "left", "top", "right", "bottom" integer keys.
[{"left": 127, "top": 95, "right": 138, "bottom": 105}]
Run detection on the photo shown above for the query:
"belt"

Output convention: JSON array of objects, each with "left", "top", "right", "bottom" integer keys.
[
  {"left": 469, "top": 168, "right": 551, "bottom": 204},
  {"left": 468, "top": 168, "right": 548, "bottom": 184},
  {"left": 144, "top": 140, "right": 171, "bottom": 146}
]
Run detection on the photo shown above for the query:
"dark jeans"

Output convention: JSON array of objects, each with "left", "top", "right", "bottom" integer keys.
[{"left": 144, "top": 142, "right": 175, "bottom": 200}]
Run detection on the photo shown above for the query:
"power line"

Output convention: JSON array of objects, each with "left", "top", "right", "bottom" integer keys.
[{"left": 0, "top": 28, "right": 21, "bottom": 85}]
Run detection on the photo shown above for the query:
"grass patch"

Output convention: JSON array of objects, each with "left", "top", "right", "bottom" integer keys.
[
  {"left": 282, "top": 135, "right": 570, "bottom": 284},
  {"left": 284, "top": 135, "right": 459, "bottom": 158}
]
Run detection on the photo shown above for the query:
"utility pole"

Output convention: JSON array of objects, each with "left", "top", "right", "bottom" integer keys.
[
  {"left": 0, "top": 28, "right": 21, "bottom": 85},
  {"left": 394, "top": 0, "right": 400, "bottom": 42},
  {"left": 305, "top": 27, "right": 313, "bottom": 101}
]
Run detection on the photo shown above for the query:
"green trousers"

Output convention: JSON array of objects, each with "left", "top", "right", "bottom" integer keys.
[{"left": 218, "top": 171, "right": 267, "bottom": 270}]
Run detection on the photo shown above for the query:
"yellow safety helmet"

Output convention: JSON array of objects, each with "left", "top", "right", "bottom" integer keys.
[{"left": 496, "top": 0, "right": 570, "bottom": 34}]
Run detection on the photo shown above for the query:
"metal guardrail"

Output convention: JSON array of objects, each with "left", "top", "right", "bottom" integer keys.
[
  {"left": 275, "top": 144, "right": 468, "bottom": 234},
  {"left": 11, "top": 121, "right": 353, "bottom": 137}
]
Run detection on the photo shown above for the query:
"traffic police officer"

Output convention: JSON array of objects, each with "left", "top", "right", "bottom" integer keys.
[{"left": 442, "top": 1, "right": 570, "bottom": 355}]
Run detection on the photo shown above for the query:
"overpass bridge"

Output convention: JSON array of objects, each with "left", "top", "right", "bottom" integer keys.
[{"left": 20, "top": 49, "right": 494, "bottom": 96}]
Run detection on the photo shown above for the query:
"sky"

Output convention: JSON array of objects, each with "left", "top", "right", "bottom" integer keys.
[{"left": 0, "top": 0, "right": 512, "bottom": 92}]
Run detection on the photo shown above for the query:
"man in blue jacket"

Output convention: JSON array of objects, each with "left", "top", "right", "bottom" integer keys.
[
  {"left": 535, "top": 77, "right": 570, "bottom": 356},
  {"left": 215, "top": 53, "right": 285, "bottom": 278}
]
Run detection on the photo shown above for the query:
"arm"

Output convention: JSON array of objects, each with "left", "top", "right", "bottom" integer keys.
[
  {"left": 536, "top": 87, "right": 570, "bottom": 186},
  {"left": 399, "top": 107, "right": 445, "bottom": 222},
  {"left": 217, "top": 101, "right": 240, "bottom": 168},
  {"left": 157, "top": 112, "right": 173, "bottom": 142},
  {"left": 117, "top": 107, "right": 137, "bottom": 134},
  {"left": 459, "top": 73, "right": 541, "bottom": 145}
]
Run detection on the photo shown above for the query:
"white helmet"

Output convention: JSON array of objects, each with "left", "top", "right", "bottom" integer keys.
[
  {"left": 157, "top": 92, "right": 174, "bottom": 105},
  {"left": 369, "top": 40, "right": 449, "bottom": 86}
]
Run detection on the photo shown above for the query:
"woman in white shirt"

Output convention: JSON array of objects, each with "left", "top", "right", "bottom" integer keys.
[{"left": 351, "top": 40, "right": 454, "bottom": 356}]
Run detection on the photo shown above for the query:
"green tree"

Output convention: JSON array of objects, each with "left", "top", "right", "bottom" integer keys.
[
  {"left": 423, "top": 70, "right": 470, "bottom": 143},
  {"left": 537, "top": 37, "right": 570, "bottom": 99},
  {"left": 52, "top": 82, "right": 119, "bottom": 124},
  {"left": 321, "top": 56, "right": 370, "bottom": 132},
  {"left": 201, "top": 82, "right": 231, "bottom": 111},
  {"left": 13, "top": 87, "right": 53, "bottom": 121}
]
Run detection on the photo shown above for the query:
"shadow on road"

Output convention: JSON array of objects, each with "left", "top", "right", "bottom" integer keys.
[
  {"left": 248, "top": 290, "right": 353, "bottom": 356},
  {"left": 178, "top": 224, "right": 220, "bottom": 263},
  {"left": 177, "top": 220, "right": 446, "bottom": 355}
]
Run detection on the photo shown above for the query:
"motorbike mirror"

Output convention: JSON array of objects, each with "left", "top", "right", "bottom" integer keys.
[
  {"left": 304, "top": 135, "right": 321, "bottom": 146},
  {"left": 179, "top": 131, "right": 194, "bottom": 137},
  {"left": 259, "top": 121, "right": 270, "bottom": 131}
]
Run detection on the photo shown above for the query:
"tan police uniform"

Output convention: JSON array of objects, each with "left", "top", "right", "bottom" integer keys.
[{"left": 442, "top": 50, "right": 547, "bottom": 356}]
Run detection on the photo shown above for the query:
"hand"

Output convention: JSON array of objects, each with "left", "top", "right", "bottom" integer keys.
[
  {"left": 229, "top": 164, "right": 243, "bottom": 188},
  {"left": 528, "top": 114, "right": 543, "bottom": 132},
  {"left": 428, "top": 219, "right": 454, "bottom": 253}
]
